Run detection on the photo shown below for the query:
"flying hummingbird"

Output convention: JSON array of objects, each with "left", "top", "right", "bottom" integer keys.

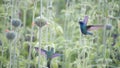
[
  {"left": 79, "top": 16, "right": 104, "bottom": 35},
  {"left": 35, "top": 47, "right": 61, "bottom": 68}
]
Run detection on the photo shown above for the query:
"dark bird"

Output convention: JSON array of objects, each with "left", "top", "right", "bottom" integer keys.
[
  {"left": 111, "top": 34, "right": 118, "bottom": 46},
  {"left": 79, "top": 16, "right": 104, "bottom": 35},
  {"left": 35, "top": 47, "right": 61, "bottom": 68}
]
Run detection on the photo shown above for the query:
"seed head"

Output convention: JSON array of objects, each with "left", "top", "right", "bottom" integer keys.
[
  {"left": 11, "top": 19, "right": 22, "bottom": 27},
  {"left": 6, "top": 30, "right": 16, "bottom": 40},
  {"left": 25, "top": 35, "right": 36, "bottom": 42},
  {"left": 34, "top": 16, "right": 47, "bottom": 28},
  {"left": 105, "top": 24, "right": 112, "bottom": 30}
]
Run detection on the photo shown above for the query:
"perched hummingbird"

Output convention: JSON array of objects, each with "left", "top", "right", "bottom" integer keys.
[
  {"left": 35, "top": 47, "right": 61, "bottom": 68},
  {"left": 79, "top": 16, "right": 104, "bottom": 35}
]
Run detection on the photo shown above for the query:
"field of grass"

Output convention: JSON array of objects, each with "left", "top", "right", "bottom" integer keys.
[{"left": 0, "top": 0, "right": 120, "bottom": 68}]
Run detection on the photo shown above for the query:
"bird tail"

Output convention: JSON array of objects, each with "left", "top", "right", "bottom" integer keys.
[
  {"left": 47, "top": 60, "right": 51, "bottom": 68},
  {"left": 87, "top": 32, "right": 93, "bottom": 35}
]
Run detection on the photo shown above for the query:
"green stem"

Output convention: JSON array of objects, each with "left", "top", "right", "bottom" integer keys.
[
  {"left": 9, "top": 40, "right": 12, "bottom": 68},
  {"left": 38, "top": 28, "right": 42, "bottom": 68}
]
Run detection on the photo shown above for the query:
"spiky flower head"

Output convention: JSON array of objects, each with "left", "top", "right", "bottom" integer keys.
[
  {"left": 6, "top": 30, "right": 16, "bottom": 40},
  {"left": 11, "top": 19, "right": 22, "bottom": 27},
  {"left": 34, "top": 16, "right": 47, "bottom": 28},
  {"left": 25, "top": 35, "right": 36, "bottom": 42},
  {"left": 105, "top": 24, "right": 112, "bottom": 30}
]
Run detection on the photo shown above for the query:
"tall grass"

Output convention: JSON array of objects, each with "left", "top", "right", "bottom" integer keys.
[{"left": 0, "top": 0, "right": 120, "bottom": 68}]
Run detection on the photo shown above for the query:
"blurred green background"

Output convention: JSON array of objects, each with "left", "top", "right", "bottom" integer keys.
[{"left": 0, "top": 0, "right": 120, "bottom": 68}]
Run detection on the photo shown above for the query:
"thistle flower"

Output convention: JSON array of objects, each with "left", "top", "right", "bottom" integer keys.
[
  {"left": 11, "top": 19, "right": 22, "bottom": 27},
  {"left": 105, "top": 24, "right": 112, "bottom": 30},
  {"left": 25, "top": 35, "right": 36, "bottom": 42},
  {"left": 6, "top": 30, "right": 16, "bottom": 40},
  {"left": 34, "top": 16, "right": 48, "bottom": 28}
]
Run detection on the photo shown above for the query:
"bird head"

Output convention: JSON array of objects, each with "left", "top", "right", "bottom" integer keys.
[
  {"left": 79, "top": 21, "right": 84, "bottom": 25},
  {"left": 51, "top": 47, "right": 54, "bottom": 53}
]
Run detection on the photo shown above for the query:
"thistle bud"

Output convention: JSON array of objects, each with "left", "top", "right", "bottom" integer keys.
[
  {"left": 11, "top": 19, "right": 22, "bottom": 27},
  {"left": 25, "top": 35, "right": 36, "bottom": 42},
  {"left": 48, "top": 5, "right": 52, "bottom": 10},
  {"left": 34, "top": 16, "right": 47, "bottom": 28},
  {"left": 6, "top": 30, "right": 16, "bottom": 40},
  {"left": 105, "top": 24, "right": 112, "bottom": 30}
]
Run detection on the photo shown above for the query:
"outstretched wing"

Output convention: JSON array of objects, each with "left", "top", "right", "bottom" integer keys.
[
  {"left": 87, "top": 25, "right": 104, "bottom": 31},
  {"left": 52, "top": 53, "right": 61, "bottom": 58},
  {"left": 34, "top": 47, "right": 47, "bottom": 56},
  {"left": 83, "top": 16, "right": 89, "bottom": 24}
]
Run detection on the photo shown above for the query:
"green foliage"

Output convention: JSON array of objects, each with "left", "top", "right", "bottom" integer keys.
[{"left": 0, "top": 0, "right": 120, "bottom": 68}]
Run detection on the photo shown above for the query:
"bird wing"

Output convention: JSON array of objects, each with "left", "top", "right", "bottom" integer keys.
[
  {"left": 87, "top": 25, "right": 104, "bottom": 31},
  {"left": 83, "top": 16, "right": 89, "bottom": 24},
  {"left": 34, "top": 47, "right": 47, "bottom": 56},
  {"left": 52, "top": 53, "right": 61, "bottom": 58}
]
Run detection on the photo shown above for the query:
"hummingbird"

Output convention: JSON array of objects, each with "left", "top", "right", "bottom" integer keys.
[
  {"left": 35, "top": 47, "right": 61, "bottom": 68},
  {"left": 79, "top": 16, "right": 104, "bottom": 35}
]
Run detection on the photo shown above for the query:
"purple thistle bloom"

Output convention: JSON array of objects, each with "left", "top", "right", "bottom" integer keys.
[{"left": 105, "top": 24, "right": 112, "bottom": 30}]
